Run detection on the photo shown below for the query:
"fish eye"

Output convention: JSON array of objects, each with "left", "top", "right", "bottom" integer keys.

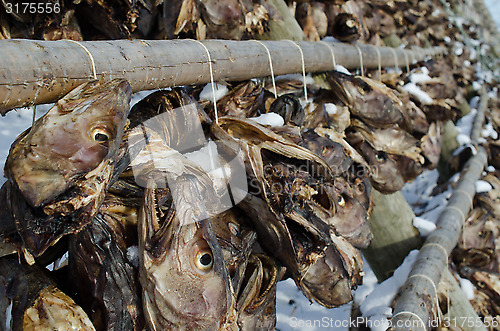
[
  {"left": 195, "top": 250, "right": 214, "bottom": 272},
  {"left": 338, "top": 195, "right": 345, "bottom": 207},
  {"left": 228, "top": 222, "right": 240, "bottom": 236},
  {"left": 375, "top": 151, "right": 386, "bottom": 161},
  {"left": 92, "top": 128, "right": 110, "bottom": 143}
]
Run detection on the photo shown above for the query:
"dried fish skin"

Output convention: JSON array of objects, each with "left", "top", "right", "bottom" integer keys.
[
  {"left": 236, "top": 254, "right": 281, "bottom": 330},
  {"left": 347, "top": 131, "right": 404, "bottom": 194},
  {"left": 23, "top": 287, "right": 96, "bottom": 331},
  {"left": 215, "top": 81, "right": 266, "bottom": 119},
  {"left": 317, "top": 182, "right": 372, "bottom": 249},
  {"left": 237, "top": 193, "right": 299, "bottom": 278},
  {"left": 0, "top": 254, "right": 95, "bottom": 331},
  {"left": 8, "top": 158, "right": 115, "bottom": 257},
  {"left": 195, "top": 0, "right": 245, "bottom": 39},
  {"left": 326, "top": 72, "right": 405, "bottom": 128},
  {"left": 210, "top": 209, "right": 257, "bottom": 295},
  {"left": 297, "top": 244, "right": 352, "bottom": 308},
  {"left": 211, "top": 116, "right": 334, "bottom": 192},
  {"left": 69, "top": 212, "right": 143, "bottom": 331},
  {"left": 299, "top": 130, "right": 352, "bottom": 177},
  {"left": 5, "top": 79, "right": 131, "bottom": 208},
  {"left": 419, "top": 121, "right": 441, "bottom": 169},
  {"left": 331, "top": 12, "right": 361, "bottom": 42},
  {"left": 0, "top": 181, "right": 20, "bottom": 251},
  {"left": 268, "top": 94, "right": 305, "bottom": 127},
  {"left": 349, "top": 119, "right": 423, "bottom": 163},
  {"left": 127, "top": 88, "right": 209, "bottom": 154},
  {"left": 138, "top": 177, "right": 237, "bottom": 330}
]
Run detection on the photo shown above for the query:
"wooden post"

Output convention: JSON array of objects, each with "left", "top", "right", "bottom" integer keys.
[
  {"left": 438, "top": 268, "right": 487, "bottom": 331},
  {"left": 256, "top": 0, "right": 305, "bottom": 41},
  {"left": 362, "top": 190, "right": 423, "bottom": 282}
]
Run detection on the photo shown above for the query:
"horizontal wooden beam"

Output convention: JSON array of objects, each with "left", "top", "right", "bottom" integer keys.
[{"left": 0, "top": 39, "right": 445, "bottom": 114}]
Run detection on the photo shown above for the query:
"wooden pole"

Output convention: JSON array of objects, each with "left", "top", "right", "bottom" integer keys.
[
  {"left": 362, "top": 190, "right": 422, "bottom": 282},
  {"left": 391, "top": 148, "right": 488, "bottom": 329},
  {"left": 0, "top": 39, "right": 445, "bottom": 114},
  {"left": 438, "top": 268, "right": 487, "bottom": 331},
  {"left": 470, "top": 88, "right": 488, "bottom": 145}
]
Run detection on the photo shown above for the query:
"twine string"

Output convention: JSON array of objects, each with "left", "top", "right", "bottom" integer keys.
[
  {"left": 288, "top": 40, "right": 308, "bottom": 103},
  {"left": 354, "top": 44, "right": 364, "bottom": 76},
  {"left": 191, "top": 39, "right": 219, "bottom": 124},
  {"left": 66, "top": 39, "right": 97, "bottom": 79},
  {"left": 252, "top": 40, "right": 277, "bottom": 98}
]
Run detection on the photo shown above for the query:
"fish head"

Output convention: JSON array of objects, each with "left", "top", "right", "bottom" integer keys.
[
  {"left": 236, "top": 254, "right": 279, "bottom": 330},
  {"left": 299, "top": 244, "right": 353, "bottom": 308},
  {"left": 139, "top": 177, "right": 235, "bottom": 330},
  {"left": 6, "top": 79, "right": 131, "bottom": 207},
  {"left": 328, "top": 72, "right": 404, "bottom": 127}
]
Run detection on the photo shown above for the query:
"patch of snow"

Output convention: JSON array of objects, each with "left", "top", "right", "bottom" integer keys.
[
  {"left": 334, "top": 65, "right": 351, "bottom": 75},
  {"left": 324, "top": 103, "right": 338, "bottom": 115},
  {"left": 127, "top": 246, "right": 139, "bottom": 268},
  {"left": 183, "top": 140, "right": 219, "bottom": 170},
  {"left": 5, "top": 299, "right": 12, "bottom": 330},
  {"left": 458, "top": 277, "right": 476, "bottom": 300},
  {"left": 275, "top": 74, "right": 315, "bottom": 85},
  {"left": 472, "top": 81, "right": 482, "bottom": 91},
  {"left": 413, "top": 217, "right": 437, "bottom": 237},
  {"left": 321, "top": 36, "right": 341, "bottom": 43},
  {"left": 481, "top": 122, "right": 498, "bottom": 139},
  {"left": 409, "top": 67, "right": 432, "bottom": 84},
  {"left": 360, "top": 250, "right": 419, "bottom": 325},
  {"left": 353, "top": 257, "right": 379, "bottom": 305},
  {"left": 276, "top": 278, "right": 352, "bottom": 331},
  {"left": 456, "top": 133, "right": 472, "bottom": 145},
  {"left": 249, "top": 113, "right": 285, "bottom": 127},
  {"left": 487, "top": 165, "right": 496, "bottom": 172},
  {"left": 130, "top": 89, "right": 162, "bottom": 107},
  {"left": 475, "top": 180, "right": 493, "bottom": 193},
  {"left": 402, "top": 83, "right": 433, "bottom": 105},
  {"left": 199, "top": 83, "right": 228, "bottom": 102},
  {"left": 455, "top": 107, "right": 477, "bottom": 138},
  {"left": 443, "top": 36, "right": 451, "bottom": 43}
]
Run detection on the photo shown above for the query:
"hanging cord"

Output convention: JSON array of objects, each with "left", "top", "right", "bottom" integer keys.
[
  {"left": 372, "top": 45, "right": 382, "bottom": 80},
  {"left": 191, "top": 39, "right": 219, "bottom": 124},
  {"left": 252, "top": 40, "right": 277, "bottom": 98},
  {"left": 66, "top": 40, "right": 97, "bottom": 79},
  {"left": 391, "top": 48, "right": 399, "bottom": 71},
  {"left": 287, "top": 40, "right": 308, "bottom": 103},
  {"left": 354, "top": 44, "right": 364, "bottom": 76},
  {"left": 320, "top": 41, "right": 337, "bottom": 69},
  {"left": 403, "top": 50, "right": 410, "bottom": 74}
]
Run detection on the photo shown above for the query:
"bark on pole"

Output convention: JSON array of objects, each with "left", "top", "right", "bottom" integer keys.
[{"left": 0, "top": 39, "right": 445, "bottom": 114}]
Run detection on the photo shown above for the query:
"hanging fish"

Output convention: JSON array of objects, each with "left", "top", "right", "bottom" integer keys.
[
  {"left": 69, "top": 210, "right": 144, "bottom": 330},
  {"left": 326, "top": 71, "right": 406, "bottom": 128},
  {"left": 4, "top": 79, "right": 131, "bottom": 257},
  {"left": 0, "top": 254, "right": 95, "bottom": 331},
  {"left": 138, "top": 175, "right": 237, "bottom": 330}
]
